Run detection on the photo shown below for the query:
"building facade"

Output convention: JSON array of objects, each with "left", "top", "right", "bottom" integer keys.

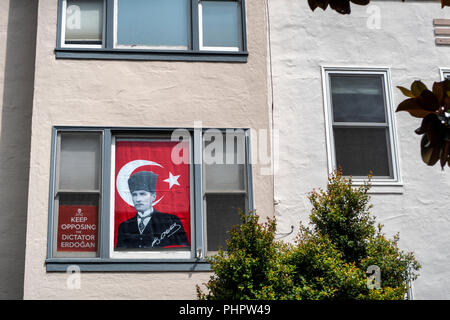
[
  {"left": 0, "top": 0, "right": 449, "bottom": 299},
  {"left": 22, "top": 0, "right": 273, "bottom": 300},
  {"left": 269, "top": 0, "right": 450, "bottom": 299}
]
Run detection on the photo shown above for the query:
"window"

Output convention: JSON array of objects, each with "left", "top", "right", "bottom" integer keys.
[
  {"left": 46, "top": 127, "right": 253, "bottom": 271},
  {"left": 440, "top": 68, "right": 450, "bottom": 80},
  {"left": 56, "top": 0, "right": 248, "bottom": 62},
  {"left": 115, "top": 0, "right": 190, "bottom": 49},
  {"left": 61, "top": 0, "right": 105, "bottom": 48},
  {"left": 52, "top": 132, "right": 102, "bottom": 258},
  {"left": 203, "top": 129, "right": 247, "bottom": 253},
  {"left": 322, "top": 68, "right": 401, "bottom": 187},
  {"left": 199, "top": 1, "right": 243, "bottom": 51}
]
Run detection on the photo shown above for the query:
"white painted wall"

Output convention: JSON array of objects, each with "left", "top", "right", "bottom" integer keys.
[{"left": 269, "top": 0, "right": 450, "bottom": 299}]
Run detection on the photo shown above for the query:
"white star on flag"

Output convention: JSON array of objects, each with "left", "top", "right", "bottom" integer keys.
[{"left": 163, "top": 172, "right": 180, "bottom": 189}]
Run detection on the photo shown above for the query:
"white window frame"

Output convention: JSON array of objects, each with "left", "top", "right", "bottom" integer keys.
[
  {"left": 198, "top": 0, "right": 242, "bottom": 52},
  {"left": 440, "top": 68, "right": 450, "bottom": 80},
  {"left": 60, "top": 0, "right": 106, "bottom": 49},
  {"left": 321, "top": 67, "right": 403, "bottom": 192}
]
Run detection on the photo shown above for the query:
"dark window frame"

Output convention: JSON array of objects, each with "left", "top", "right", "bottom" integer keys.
[
  {"left": 55, "top": 0, "right": 248, "bottom": 62},
  {"left": 46, "top": 126, "right": 254, "bottom": 272}
]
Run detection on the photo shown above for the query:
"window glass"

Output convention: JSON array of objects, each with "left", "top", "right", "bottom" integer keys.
[
  {"left": 116, "top": 0, "right": 189, "bottom": 48},
  {"left": 65, "top": 0, "right": 103, "bottom": 44},
  {"left": 202, "top": 1, "right": 242, "bottom": 49},
  {"left": 204, "top": 132, "right": 246, "bottom": 191},
  {"left": 203, "top": 130, "right": 247, "bottom": 253},
  {"left": 205, "top": 194, "right": 245, "bottom": 251},
  {"left": 54, "top": 132, "right": 102, "bottom": 258},
  {"left": 330, "top": 75, "right": 386, "bottom": 123},
  {"left": 334, "top": 127, "right": 391, "bottom": 178},
  {"left": 59, "top": 132, "right": 101, "bottom": 191}
]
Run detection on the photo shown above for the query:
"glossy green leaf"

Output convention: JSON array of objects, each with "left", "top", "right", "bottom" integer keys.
[
  {"left": 351, "top": 0, "right": 370, "bottom": 4},
  {"left": 396, "top": 97, "right": 435, "bottom": 118},
  {"left": 410, "top": 80, "right": 428, "bottom": 97},
  {"left": 397, "top": 86, "right": 415, "bottom": 98}
]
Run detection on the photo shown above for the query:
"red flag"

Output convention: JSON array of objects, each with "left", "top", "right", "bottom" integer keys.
[{"left": 114, "top": 140, "right": 191, "bottom": 248}]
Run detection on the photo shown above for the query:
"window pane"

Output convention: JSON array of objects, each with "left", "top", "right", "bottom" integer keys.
[
  {"left": 204, "top": 132, "right": 246, "bottom": 191},
  {"left": 330, "top": 75, "right": 386, "bottom": 123},
  {"left": 205, "top": 164, "right": 245, "bottom": 191},
  {"left": 206, "top": 194, "right": 245, "bottom": 252},
  {"left": 202, "top": 1, "right": 242, "bottom": 48},
  {"left": 59, "top": 132, "right": 101, "bottom": 191},
  {"left": 334, "top": 127, "right": 392, "bottom": 177},
  {"left": 65, "top": 0, "right": 103, "bottom": 44},
  {"left": 55, "top": 194, "right": 99, "bottom": 256},
  {"left": 116, "top": 0, "right": 189, "bottom": 48}
]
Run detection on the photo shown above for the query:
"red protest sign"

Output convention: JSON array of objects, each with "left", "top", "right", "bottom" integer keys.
[{"left": 57, "top": 205, "right": 98, "bottom": 252}]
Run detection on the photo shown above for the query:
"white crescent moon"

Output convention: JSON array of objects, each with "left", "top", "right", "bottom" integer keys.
[{"left": 116, "top": 160, "right": 164, "bottom": 207}]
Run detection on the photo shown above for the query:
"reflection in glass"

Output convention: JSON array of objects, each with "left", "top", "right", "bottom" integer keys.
[
  {"left": 59, "top": 132, "right": 101, "bottom": 191},
  {"left": 116, "top": 0, "right": 189, "bottom": 48},
  {"left": 331, "top": 75, "right": 386, "bottom": 123},
  {"left": 65, "top": 0, "right": 103, "bottom": 44},
  {"left": 202, "top": 1, "right": 242, "bottom": 49}
]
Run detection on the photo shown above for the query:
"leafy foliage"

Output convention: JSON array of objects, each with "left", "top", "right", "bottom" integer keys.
[
  {"left": 396, "top": 79, "right": 450, "bottom": 168},
  {"left": 308, "top": 0, "right": 370, "bottom": 15},
  {"left": 197, "top": 171, "right": 420, "bottom": 300},
  {"left": 196, "top": 212, "right": 296, "bottom": 300},
  {"left": 308, "top": 0, "right": 450, "bottom": 15}
]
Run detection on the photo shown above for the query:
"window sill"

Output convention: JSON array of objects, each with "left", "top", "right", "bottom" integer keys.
[
  {"left": 351, "top": 181, "right": 404, "bottom": 194},
  {"left": 54, "top": 48, "right": 248, "bottom": 62},
  {"left": 46, "top": 258, "right": 211, "bottom": 272}
]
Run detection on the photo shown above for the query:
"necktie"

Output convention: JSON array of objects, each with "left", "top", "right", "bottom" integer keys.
[{"left": 138, "top": 215, "right": 151, "bottom": 234}]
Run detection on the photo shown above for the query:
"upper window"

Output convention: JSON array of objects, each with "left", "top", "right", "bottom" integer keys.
[
  {"left": 61, "top": 0, "right": 105, "bottom": 48},
  {"left": 47, "top": 127, "right": 253, "bottom": 271},
  {"left": 322, "top": 68, "right": 401, "bottom": 186},
  {"left": 115, "top": 0, "right": 190, "bottom": 49},
  {"left": 57, "top": 0, "right": 248, "bottom": 61}
]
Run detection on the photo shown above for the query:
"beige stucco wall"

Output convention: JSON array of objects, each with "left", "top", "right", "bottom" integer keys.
[
  {"left": 269, "top": 0, "right": 450, "bottom": 299},
  {"left": 0, "top": 0, "right": 37, "bottom": 299},
  {"left": 23, "top": 0, "right": 272, "bottom": 299}
]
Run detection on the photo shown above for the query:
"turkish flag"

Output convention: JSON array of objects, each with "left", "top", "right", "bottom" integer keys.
[{"left": 114, "top": 140, "right": 191, "bottom": 248}]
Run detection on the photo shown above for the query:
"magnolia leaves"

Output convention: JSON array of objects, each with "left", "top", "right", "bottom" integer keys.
[
  {"left": 308, "top": 0, "right": 450, "bottom": 15},
  {"left": 308, "top": 0, "right": 370, "bottom": 14},
  {"left": 396, "top": 80, "right": 450, "bottom": 169}
]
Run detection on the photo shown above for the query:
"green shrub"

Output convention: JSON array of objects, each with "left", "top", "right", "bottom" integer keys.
[
  {"left": 197, "top": 212, "right": 296, "bottom": 300},
  {"left": 197, "top": 170, "right": 421, "bottom": 300}
]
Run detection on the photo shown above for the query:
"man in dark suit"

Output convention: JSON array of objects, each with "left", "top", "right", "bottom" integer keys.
[{"left": 116, "top": 171, "right": 189, "bottom": 249}]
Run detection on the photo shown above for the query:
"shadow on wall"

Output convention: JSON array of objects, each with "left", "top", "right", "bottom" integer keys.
[{"left": 0, "top": 0, "right": 38, "bottom": 299}]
